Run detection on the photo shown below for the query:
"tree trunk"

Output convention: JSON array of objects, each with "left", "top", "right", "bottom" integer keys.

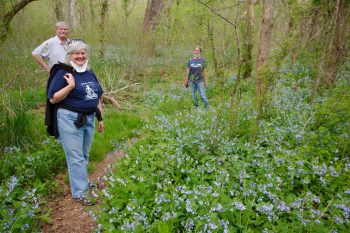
[
  {"left": 0, "top": 0, "right": 37, "bottom": 44},
  {"left": 99, "top": 0, "right": 108, "bottom": 59},
  {"left": 255, "top": 0, "right": 275, "bottom": 97},
  {"left": 208, "top": 19, "right": 219, "bottom": 78},
  {"left": 163, "top": 5, "right": 172, "bottom": 46},
  {"left": 68, "top": 0, "right": 78, "bottom": 29},
  {"left": 251, "top": 0, "right": 275, "bottom": 140},
  {"left": 241, "top": 0, "right": 254, "bottom": 79},
  {"left": 89, "top": 0, "right": 96, "bottom": 22},
  {"left": 231, "top": 0, "right": 242, "bottom": 99},
  {"left": 310, "top": 4, "right": 335, "bottom": 101},
  {"left": 325, "top": 0, "right": 349, "bottom": 86},
  {"left": 142, "top": 0, "right": 166, "bottom": 31},
  {"left": 53, "top": 0, "right": 63, "bottom": 21}
]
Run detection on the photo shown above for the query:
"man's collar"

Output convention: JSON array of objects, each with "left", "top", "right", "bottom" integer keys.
[{"left": 55, "top": 35, "right": 68, "bottom": 45}]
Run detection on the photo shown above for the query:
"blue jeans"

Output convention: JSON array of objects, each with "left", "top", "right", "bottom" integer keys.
[
  {"left": 57, "top": 108, "right": 95, "bottom": 198},
  {"left": 190, "top": 80, "right": 208, "bottom": 108}
]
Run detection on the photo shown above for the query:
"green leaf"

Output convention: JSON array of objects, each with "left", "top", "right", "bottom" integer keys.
[{"left": 157, "top": 221, "right": 170, "bottom": 233}]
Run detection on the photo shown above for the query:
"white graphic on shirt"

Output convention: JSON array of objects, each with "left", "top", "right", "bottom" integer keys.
[
  {"left": 85, "top": 84, "right": 98, "bottom": 100},
  {"left": 190, "top": 63, "right": 202, "bottom": 68}
]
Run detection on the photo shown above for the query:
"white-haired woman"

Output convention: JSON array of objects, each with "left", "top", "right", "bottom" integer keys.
[{"left": 48, "top": 39, "right": 104, "bottom": 205}]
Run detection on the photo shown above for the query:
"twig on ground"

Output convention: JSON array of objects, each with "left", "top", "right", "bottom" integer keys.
[
  {"left": 104, "top": 83, "right": 140, "bottom": 95},
  {"left": 102, "top": 95, "right": 120, "bottom": 108}
]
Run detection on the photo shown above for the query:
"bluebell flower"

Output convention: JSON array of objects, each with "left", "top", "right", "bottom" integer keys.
[
  {"left": 41, "top": 139, "right": 51, "bottom": 145},
  {"left": 21, "top": 224, "right": 30, "bottom": 231},
  {"left": 234, "top": 201, "right": 246, "bottom": 211},
  {"left": 7, "top": 176, "right": 18, "bottom": 192},
  {"left": 27, "top": 210, "right": 35, "bottom": 217},
  {"left": 277, "top": 201, "right": 290, "bottom": 213}
]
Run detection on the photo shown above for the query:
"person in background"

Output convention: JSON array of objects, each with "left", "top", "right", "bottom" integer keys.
[
  {"left": 184, "top": 46, "right": 209, "bottom": 109},
  {"left": 48, "top": 39, "right": 104, "bottom": 205},
  {"left": 32, "top": 21, "right": 69, "bottom": 73}
]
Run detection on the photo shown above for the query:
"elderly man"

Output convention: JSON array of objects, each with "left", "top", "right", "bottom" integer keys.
[{"left": 32, "top": 21, "right": 69, "bottom": 73}]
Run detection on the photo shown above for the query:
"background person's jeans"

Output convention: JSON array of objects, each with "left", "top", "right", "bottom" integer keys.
[
  {"left": 57, "top": 108, "right": 95, "bottom": 198},
  {"left": 190, "top": 80, "right": 208, "bottom": 108}
]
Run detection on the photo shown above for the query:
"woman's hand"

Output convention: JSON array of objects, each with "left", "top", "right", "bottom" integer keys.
[
  {"left": 98, "top": 121, "right": 104, "bottom": 133},
  {"left": 184, "top": 80, "right": 189, "bottom": 88},
  {"left": 63, "top": 73, "right": 75, "bottom": 89}
]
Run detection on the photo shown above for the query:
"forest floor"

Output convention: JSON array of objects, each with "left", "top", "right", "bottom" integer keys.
[{"left": 41, "top": 149, "right": 125, "bottom": 233}]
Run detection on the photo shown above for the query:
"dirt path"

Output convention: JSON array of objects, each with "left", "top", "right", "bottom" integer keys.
[{"left": 41, "top": 149, "right": 124, "bottom": 233}]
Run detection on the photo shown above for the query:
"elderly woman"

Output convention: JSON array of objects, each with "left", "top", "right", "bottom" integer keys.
[
  {"left": 48, "top": 39, "right": 104, "bottom": 205},
  {"left": 184, "top": 46, "right": 209, "bottom": 109}
]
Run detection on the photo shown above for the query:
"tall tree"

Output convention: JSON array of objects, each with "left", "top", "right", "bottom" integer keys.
[
  {"left": 89, "top": 0, "right": 96, "bottom": 22},
  {"left": 255, "top": 0, "right": 275, "bottom": 97},
  {"left": 325, "top": 0, "right": 349, "bottom": 86},
  {"left": 53, "top": 0, "right": 64, "bottom": 21},
  {"left": 241, "top": 0, "right": 254, "bottom": 79},
  {"left": 0, "top": 0, "right": 37, "bottom": 43},
  {"left": 208, "top": 18, "right": 220, "bottom": 78},
  {"left": 311, "top": 0, "right": 349, "bottom": 99},
  {"left": 99, "top": 0, "right": 108, "bottom": 59},
  {"left": 68, "top": 0, "right": 78, "bottom": 29},
  {"left": 142, "top": 0, "right": 171, "bottom": 31}
]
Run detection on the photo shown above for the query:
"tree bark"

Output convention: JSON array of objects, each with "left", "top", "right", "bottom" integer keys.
[
  {"left": 241, "top": 0, "right": 254, "bottom": 79},
  {"left": 142, "top": 0, "right": 167, "bottom": 31},
  {"left": 0, "top": 0, "right": 38, "bottom": 43},
  {"left": 68, "top": 0, "right": 78, "bottom": 29},
  {"left": 89, "top": 0, "right": 96, "bottom": 22},
  {"left": 99, "top": 0, "right": 108, "bottom": 59},
  {"left": 255, "top": 0, "right": 275, "bottom": 97},
  {"left": 53, "top": 0, "right": 63, "bottom": 21},
  {"left": 325, "top": 0, "right": 349, "bottom": 86},
  {"left": 208, "top": 19, "right": 219, "bottom": 78}
]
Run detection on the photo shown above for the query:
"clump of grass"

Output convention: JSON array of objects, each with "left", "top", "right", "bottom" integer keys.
[
  {"left": 89, "top": 110, "right": 142, "bottom": 162},
  {"left": 0, "top": 104, "right": 34, "bottom": 153}
]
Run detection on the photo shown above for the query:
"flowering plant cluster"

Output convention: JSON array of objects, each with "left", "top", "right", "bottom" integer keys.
[
  {"left": 96, "top": 68, "right": 350, "bottom": 232},
  {"left": 0, "top": 139, "right": 65, "bottom": 232}
]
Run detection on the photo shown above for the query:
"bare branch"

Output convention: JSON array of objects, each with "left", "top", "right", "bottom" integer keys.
[
  {"left": 0, "top": 0, "right": 38, "bottom": 43},
  {"left": 195, "top": 0, "right": 237, "bottom": 27},
  {"left": 102, "top": 95, "right": 120, "bottom": 108},
  {"left": 104, "top": 83, "right": 140, "bottom": 95}
]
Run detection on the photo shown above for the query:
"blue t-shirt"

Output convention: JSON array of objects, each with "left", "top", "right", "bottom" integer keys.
[
  {"left": 48, "top": 69, "right": 103, "bottom": 110},
  {"left": 187, "top": 57, "right": 206, "bottom": 82}
]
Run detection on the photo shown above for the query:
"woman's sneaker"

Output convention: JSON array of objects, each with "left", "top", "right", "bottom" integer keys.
[
  {"left": 74, "top": 196, "right": 95, "bottom": 206},
  {"left": 88, "top": 181, "right": 99, "bottom": 189}
]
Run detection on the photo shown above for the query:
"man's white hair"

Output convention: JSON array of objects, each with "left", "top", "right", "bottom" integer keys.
[{"left": 55, "top": 21, "right": 68, "bottom": 29}]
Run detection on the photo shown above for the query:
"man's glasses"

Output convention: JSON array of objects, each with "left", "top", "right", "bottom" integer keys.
[{"left": 68, "top": 39, "right": 86, "bottom": 45}]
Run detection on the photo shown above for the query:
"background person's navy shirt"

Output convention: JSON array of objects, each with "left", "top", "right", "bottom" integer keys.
[
  {"left": 48, "top": 69, "right": 103, "bottom": 110},
  {"left": 187, "top": 57, "right": 206, "bottom": 82}
]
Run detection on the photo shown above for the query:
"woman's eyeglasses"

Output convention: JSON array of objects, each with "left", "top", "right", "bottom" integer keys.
[{"left": 68, "top": 39, "right": 86, "bottom": 45}]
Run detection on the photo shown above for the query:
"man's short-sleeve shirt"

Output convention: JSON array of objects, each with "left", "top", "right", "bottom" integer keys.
[
  {"left": 187, "top": 57, "right": 206, "bottom": 82},
  {"left": 32, "top": 36, "right": 68, "bottom": 68}
]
